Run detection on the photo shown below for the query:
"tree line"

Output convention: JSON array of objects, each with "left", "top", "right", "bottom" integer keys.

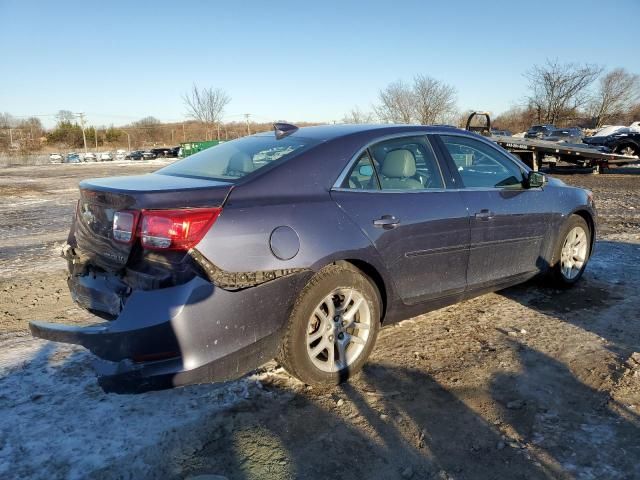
[
  {"left": 345, "top": 60, "right": 639, "bottom": 131},
  {"left": 1, "top": 59, "right": 638, "bottom": 153}
]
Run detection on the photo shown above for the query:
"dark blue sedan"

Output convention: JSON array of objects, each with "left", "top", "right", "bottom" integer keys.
[{"left": 30, "top": 124, "right": 596, "bottom": 392}]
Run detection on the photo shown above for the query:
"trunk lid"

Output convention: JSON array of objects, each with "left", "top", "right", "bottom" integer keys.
[{"left": 73, "top": 173, "right": 233, "bottom": 271}]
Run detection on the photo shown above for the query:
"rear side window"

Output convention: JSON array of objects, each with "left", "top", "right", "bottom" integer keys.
[
  {"left": 342, "top": 136, "right": 444, "bottom": 191},
  {"left": 158, "top": 135, "right": 319, "bottom": 181},
  {"left": 343, "top": 151, "right": 379, "bottom": 189},
  {"left": 440, "top": 135, "right": 524, "bottom": 188}
]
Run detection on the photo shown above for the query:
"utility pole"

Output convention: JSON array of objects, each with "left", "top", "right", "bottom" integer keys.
[
  {"left": 216, "top": 123, "right": 220, "bottom": 141},
  {"left": 9, "top": 128, "right": 13, "bottom": 147},
  {"left": 122, "top": 130, "right": 131, "bottom": 151},
  {"left": 94, "top": 127, "right": 98, "bottom": 150},
  {"left": 244, "top": 114, "right": 251, "bottom": 135},
  {"left": 182, "top": 122, "right": 186, "bottom": 142},
  {"left": 75, "top": 112, "right": 88, "bottom": 154}
]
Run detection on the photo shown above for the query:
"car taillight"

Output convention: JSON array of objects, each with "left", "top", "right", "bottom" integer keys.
[
  {"left": 113, "top": 210, "right": 139, "bottom": 244},
  {"left": 139, "top": 208, "right": 221, "bottom": 250}
]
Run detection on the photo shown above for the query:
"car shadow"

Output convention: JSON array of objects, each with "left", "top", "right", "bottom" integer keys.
[
  {"left": 489, "top": 338, "right": 639, "bottom": 478},
  {"left": 499, "top": 240, "right": 640, "bottom": 358},
  {"left": 175, "top": 363, "right": 559, "bottom": 480}
]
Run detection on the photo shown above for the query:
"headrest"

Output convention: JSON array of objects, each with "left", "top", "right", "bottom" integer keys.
[
  {"left": 227, "top": 151, "right": 253, "bottom": 173},
  {"left": 381, "top": 149, "right": 416, "bottom": 178}
]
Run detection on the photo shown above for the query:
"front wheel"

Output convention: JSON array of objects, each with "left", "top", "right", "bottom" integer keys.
[
  {"left": 277, "top": 263, "right": 380, "bottom": 386},
  {"left": 549, "top": 215, "right": 592, "bottom": 287}
]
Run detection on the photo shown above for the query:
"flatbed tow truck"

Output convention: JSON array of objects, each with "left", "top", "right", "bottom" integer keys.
[{"left": 465, "top": 112, "right": 638, "bottom": 172}]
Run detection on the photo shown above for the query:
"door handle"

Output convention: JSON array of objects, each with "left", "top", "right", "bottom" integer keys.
[
  {"left": 475, "top": 209, "right": 494, "bottom": 220},
  {"left": 373, "top": 215, "right": 400, "bottom": 229}
]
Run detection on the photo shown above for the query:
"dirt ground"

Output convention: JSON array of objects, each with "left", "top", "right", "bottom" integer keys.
[{"left": 0, "top": 162, "right": 639, "bottom": 480}]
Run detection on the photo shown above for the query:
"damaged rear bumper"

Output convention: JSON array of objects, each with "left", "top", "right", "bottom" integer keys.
[{"left": 30, "top": 272, "right": 310, "bottom": 393}]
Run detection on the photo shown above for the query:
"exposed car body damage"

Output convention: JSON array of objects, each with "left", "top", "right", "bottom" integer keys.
[
  {"left": 189, "top": 248, "right": 308, "bottom": 290},
  {"left": 30, "top": 124, "right": 596, "bottom": 393}
]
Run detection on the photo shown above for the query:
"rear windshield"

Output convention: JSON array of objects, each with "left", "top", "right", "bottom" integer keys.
[{"left": 158, "top": 135, "right": 319, "bottom": 181}]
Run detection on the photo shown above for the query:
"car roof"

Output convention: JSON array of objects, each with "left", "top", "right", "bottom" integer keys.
[{"left": 254, "top": 123, "right": 464, "bottom": 142}]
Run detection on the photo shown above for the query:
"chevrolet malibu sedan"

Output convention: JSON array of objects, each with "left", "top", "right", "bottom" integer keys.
[{"left": 30, "top": 124, "right": 596, "bottom": 393}]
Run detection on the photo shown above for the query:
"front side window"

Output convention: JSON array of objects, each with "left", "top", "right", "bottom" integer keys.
[
  {"left": 158, "top": 135, "right": 320, "bottom": 181},
  {"left": 440, "top": 135, "right": 524, "bottom": 188}
]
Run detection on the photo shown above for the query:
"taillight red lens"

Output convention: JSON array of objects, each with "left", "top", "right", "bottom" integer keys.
[
  {"left": 139, "top": 208, "right": 221, "bottom": 250},
  {"left": 113, "top": 210, "right": 139, "bottom": 244}
]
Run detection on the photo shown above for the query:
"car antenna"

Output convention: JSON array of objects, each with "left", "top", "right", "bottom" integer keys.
[{"left": 274, "top": 122, "right": 298, "bottom": 139}]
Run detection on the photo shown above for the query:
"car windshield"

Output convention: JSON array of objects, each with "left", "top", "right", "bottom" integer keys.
[{"left": 158, "top": 134, "right": 320, "bottom": 181}]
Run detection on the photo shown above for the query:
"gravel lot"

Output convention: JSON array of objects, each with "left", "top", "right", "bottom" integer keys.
[{"left": 0, "top": 162, "right": 639, "bottom": 479}]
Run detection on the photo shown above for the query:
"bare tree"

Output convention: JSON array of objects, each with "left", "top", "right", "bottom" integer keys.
[
  {"left": 590, "top": 68, "right": 640, "bottom": 128},
  {"left": 412, "top": 75, "right": 457, "bottom": 125},
  {"left": 342, "top": 106, "right": 375, "bottom": 124},
  {"left": 182, "top": 84, "right": 231, "bottom": 139},
  {"left": 492, "top": 106, "right": 538, "bottom": 134},
  {"left": 525, "top": 60, "right": 602, "bottom": 125},
  {"left": 375, "top": 80, "right": 414, "bottom": 124},
  {"left": 0, "top": 112, "right": 16, "bottom": 128},
  {"left": 55, "top": 110, "right": 75, "bottom": 124}
]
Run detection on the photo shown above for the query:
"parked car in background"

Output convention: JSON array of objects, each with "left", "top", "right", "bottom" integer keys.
[
  {"left": 83, "top": 152, "right": 97, "bottom": 162},
  {"left": 151, "top": 147, "right": 179, "bottom": 158},
  {"left": 100, "top": 152, "right": 113, "bottom": 161},
  {"left": 65, "top": 153, "right": 81, "bottom": 163},
  {"left": 490, "top": 129, "right": 512, "bottom": 137},
  {"left": 30, "top": 123, "right": 596, "bottom": 393},
  {"left": 525, "top": 124, "right": 556, "bottom": 139},
  {"left": 142, "top": 150, "right": 157, "bottom": 160},
  {"left": 543, "top": 128, "right": 583, "bottom": 143},
  {"left": 125, "top": 150, "right": 145, "bottom": 160},
  {"left": 583, "top": 128, "right": 640, "bottom": 158},
  {"left": 49, "top": 153, "right": 63, "bottom": 163},
  {"left": 115, "top": 150, "right": 127, "bottom": 161}
]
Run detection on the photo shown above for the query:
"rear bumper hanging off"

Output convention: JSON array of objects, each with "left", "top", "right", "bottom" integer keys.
[{"left": 30, "top": 271, "right": 311, "bottom": 393}]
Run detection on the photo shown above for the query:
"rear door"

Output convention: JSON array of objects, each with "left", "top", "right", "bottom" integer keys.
[
  {"left": 331, "top": 135, "right": 469, "bottom": 305},
  {"left": 436, "top": 134, "right": 552, "bottom": 288}
]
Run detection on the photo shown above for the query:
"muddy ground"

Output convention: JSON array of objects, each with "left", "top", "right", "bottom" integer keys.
[{"left": 0, "top": 162, "right": 639, "bottom": 480}]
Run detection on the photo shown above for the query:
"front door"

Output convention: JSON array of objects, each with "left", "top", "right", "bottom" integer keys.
[
  {"left": 331, "top": 135, "right": 470, "bottom": 304},
  {"left": 437, "top": 134, "right": 552, "bottom": 288}
]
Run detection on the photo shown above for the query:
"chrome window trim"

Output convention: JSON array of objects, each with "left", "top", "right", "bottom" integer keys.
[
  {"left": 332, "top": 185, "right": 542, "bottom": 194},
  {"left": 331, "top": 131, "right": 446, "bottom": 191}
]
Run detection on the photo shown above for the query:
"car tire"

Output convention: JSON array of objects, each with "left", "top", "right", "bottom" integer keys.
[
  {"left": 614, "top": 143, "right": 639, "bottom": 158},
  {"left": 548, "top": 214, "right": 592, "bottom": 288},
  {"left": 277, "top": 262, "right": 381, "bottom": 386}
]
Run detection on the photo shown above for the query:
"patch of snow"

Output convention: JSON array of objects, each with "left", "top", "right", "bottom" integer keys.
[{"left": 0, "top": 335, "right": 249, "bottom": 479}]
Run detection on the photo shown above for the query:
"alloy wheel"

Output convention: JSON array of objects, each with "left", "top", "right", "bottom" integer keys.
[
  {"left": 560, "top": 226, "right": 588, "bottom": 280},
  {"left": 619, "top": 146, "right": 638, "bottom": 158},
  {"left": 306, "top": 287, "right": 371, "bottom": 373}
]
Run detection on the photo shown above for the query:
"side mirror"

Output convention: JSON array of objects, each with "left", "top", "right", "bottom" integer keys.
[
  {"left": 358, "top": 164, "right": 374, "bottom": 177},
  {"left": 526, "top": 171, "right": 545, "bottom": 188}
]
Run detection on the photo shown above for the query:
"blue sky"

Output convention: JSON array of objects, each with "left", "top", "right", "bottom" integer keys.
[{"left": 1, "top": 0, "right": 638, "bottom": 127}]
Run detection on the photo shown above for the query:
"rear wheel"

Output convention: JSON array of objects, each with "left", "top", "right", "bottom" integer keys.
[
  {"left": 277, "top": 263, "right": 380, "bottom": 386},
  {"left": 549, "top": 215, "right": 591, "bottom": 287}
]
